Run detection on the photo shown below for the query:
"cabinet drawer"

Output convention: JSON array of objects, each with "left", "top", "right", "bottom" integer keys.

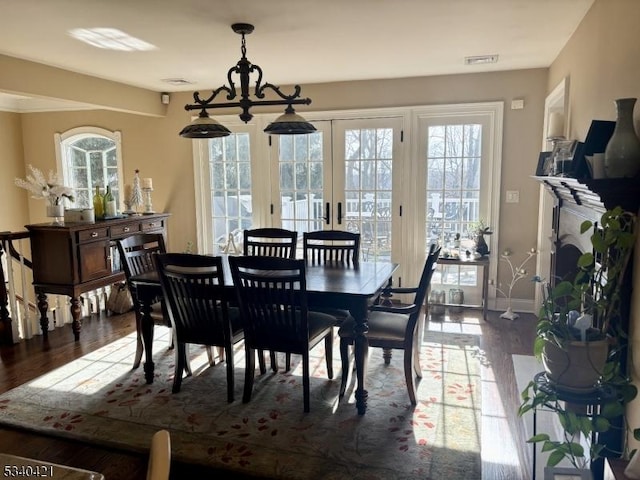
[
  {"left": 141, "top": 218, "right": 165, "bottom": 232},
  {"left": 78, "top": 227, "right": 109, "bottom": 243},
  {"left": 111, "top": 223, "right": 141, "bottom": 238}
]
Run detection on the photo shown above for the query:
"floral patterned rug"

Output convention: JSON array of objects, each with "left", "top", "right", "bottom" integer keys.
[{"left": 0, "top": 327, "right": 481, "bottom": 479}]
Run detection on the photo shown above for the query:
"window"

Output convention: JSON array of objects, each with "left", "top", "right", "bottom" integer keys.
[
  {"left": 55, "top": 127, "right": 124, "bottom": 208},
  {"left": 210, "top": 132, "right": 253, "bottom": 251}
]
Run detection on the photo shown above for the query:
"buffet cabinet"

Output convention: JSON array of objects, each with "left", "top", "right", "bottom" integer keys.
[{"left": 25, "top": 213, "right": 169, "bottom": 340}]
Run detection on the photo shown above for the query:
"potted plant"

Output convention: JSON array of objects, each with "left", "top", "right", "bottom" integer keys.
[
  {"left": 470, "top": 219, "right": 492, "bottom": 256},
  {"left": 518, "top": 206, "right": 639, "bottom": 473}
]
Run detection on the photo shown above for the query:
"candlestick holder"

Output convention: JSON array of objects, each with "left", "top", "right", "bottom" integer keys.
[{"left": 142, "top": 187, "right": 155, "bottom": 215}]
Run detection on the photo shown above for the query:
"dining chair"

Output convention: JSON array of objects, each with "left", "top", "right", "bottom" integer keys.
[
  {"left": 229, "top": 255, "right": 336, "bottom": 413},
  {"left": 303, "top": 230, "right": 360, "bottom": 265},
  {"left": 243, "top": 227, "right": 298, "bottom": 373},
  {"left": 338, "top": 244, "right": 441, "bottom": 404},
  {"left": 299, "top": 230, "right": 360, "bottom": 369},
  {"left": 155, "top": 253, "right": 244, "bottom": 402},
  {"left": 117, "top": 233, "right": 173, "bottom": 369},
  {"left": 243, "top": 227, "right": 298, "bottom": 258},
  {"left": 146, "top": 429, "right": 171, "bottom": 480}
]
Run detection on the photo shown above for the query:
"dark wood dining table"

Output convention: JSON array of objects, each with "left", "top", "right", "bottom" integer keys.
[{"left": 129, "top": 256, "right": 397, "bottom": 415}]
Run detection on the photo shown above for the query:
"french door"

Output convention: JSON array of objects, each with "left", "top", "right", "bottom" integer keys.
[
  {"left": 414, "top": 108, "right": 501, "bottom": 305},
  {"left": 271, "top": 117, "right": 404, "bottom": 262}
]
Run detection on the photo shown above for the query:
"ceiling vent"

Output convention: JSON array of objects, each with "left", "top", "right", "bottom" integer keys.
[{"left": 464, "top": 54, "right": 499, "bottom": 65}]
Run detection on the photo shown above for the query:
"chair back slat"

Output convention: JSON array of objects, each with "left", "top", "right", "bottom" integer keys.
[
  {"left": 117, "top": 233, "right": 166, "bottom": 278},
  {"left": 243, "top": 228, "right": 298, "bottom": 259},
  {"left": 303, "top": 230, "right": 360, "bottom": 265},
  {"left": 229, "top": 256, "right": 309, "bottom": 354},
  {"left": 405, "top": 244, "right": 441, "bottom": 335},
  {"left": 155, "top": 253, "right": 231, "bottom": 346}
]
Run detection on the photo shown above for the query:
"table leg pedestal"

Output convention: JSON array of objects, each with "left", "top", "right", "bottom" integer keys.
[
  {"left": 36, "top": 292, "right": 49, "bottom": 338},
  {"left": 69, "top": 296, "right": 82, "bottom": 341},
  {"left": 352, "top": 302, "right": 369, "bottom": 415}
]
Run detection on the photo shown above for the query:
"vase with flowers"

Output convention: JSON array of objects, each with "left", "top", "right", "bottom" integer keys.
[{"left": 15, "top": 164, "right": 75, "bottom": 224}]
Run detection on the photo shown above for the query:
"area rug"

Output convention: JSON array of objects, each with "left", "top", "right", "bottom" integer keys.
[{"left": 0, "top": 327, "right": 481, "bottom": 479}]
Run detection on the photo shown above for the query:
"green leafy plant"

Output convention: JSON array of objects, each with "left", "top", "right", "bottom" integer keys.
[
  {"left": 533, "top": 207, "right": 636, "bottom": 356},
  {"left": 518, "top": 206, "right": 639, "bottom": 469}
]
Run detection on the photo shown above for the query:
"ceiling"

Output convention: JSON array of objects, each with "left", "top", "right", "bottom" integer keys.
[{"left": 0, "top": 0, "right": 594, "bottom": 110}]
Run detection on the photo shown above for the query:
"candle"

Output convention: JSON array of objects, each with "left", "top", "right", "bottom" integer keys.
[
  {"left": 142, "top": 178, "right": 153, "bottom": 190},
  {"left": 547, "top": 112, "right": 565, "bottom": 139}
]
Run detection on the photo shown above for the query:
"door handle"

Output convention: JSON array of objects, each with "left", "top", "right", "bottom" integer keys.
[
  {"left": 337, "top": 202, "right": 343, "bottom": 225},
  {"left": 324, "top": 202, "right": 331, "bottom": 225}
]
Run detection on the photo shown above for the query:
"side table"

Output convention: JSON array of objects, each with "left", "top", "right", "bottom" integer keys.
[{"left": 436, "top": 255, "right": 490, "bottom": 320}]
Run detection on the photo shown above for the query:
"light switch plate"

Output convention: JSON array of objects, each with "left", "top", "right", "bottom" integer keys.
[{"left": 506, "top": 190, "right": 520, "bottom": 203}]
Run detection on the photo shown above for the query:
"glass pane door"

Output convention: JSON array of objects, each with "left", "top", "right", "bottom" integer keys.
[
  {"left": 277, "top": 122, "right": 331, "bottom": 238},
  {"left": 417, "top": 114, "right": 493, "bottom": 306},
  {"left": 208, "top": 132, "right": 253, "bottom": 253},
  {"left": 333, "top": 117, "right": 403, "bottom": 263}
]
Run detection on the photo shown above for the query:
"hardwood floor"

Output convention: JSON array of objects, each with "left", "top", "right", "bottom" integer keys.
[{"left": 0, "top": 308, "right": 536, "bottom": 479}]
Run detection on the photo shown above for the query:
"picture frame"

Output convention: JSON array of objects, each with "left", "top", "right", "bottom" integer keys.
[
  {"left": 550, "top": 140, "right": 578, "bottom": 176},
  {"left": 535, "top": 151, "right": 553, "bottom": 176}
]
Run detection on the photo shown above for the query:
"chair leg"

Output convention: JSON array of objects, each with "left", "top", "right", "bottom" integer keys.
[
  {"left": 285, "top": 353, "right": 292, "bottom": 372},
  {"left": 172, "top": 343, "right": 186, "bottom": 393},
  {"left": 383, "top": 348, "right": 392, "bottom": 365},
  {"left": 339, "top": 338, "right": 351, "bottom": 398},
  {"left": 184, "top": 344, "right": 192, "bottom": 376},
  {"left": 133, "top": 336, "right": 144, "bottom": 369},
  {"left": 404, "top": 348, "right": 418, "bottom": 405},
  {"left": 303, "top": 352, "right": 310, "bottom": 413},
  {"left": 270, "top": 350, "right": 279, "bottom": 372},
  {"left": 324, "top": 331, "right": 334, "bottom": 379},
  {"left": 225, "top": 344, "right": 234, "bottom": 403},
  {"left": 133, "top": 313, "right": 143, "bottom": 369},
  {"left": 258, "top": 349, "right": 267, "bottom": 374},
  {"left": 413, "top": 336, "right": 423, "bottom": 378},
  {"left": 206, "top": 346, "right": 215, "bottom": 366},
  {"left": 243, "top": 346, "right": 256, "bottom": 404}
]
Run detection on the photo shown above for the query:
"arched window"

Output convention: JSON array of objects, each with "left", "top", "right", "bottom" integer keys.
[{"left": 55, "top": 127, "right": 124, "bottom": 209}]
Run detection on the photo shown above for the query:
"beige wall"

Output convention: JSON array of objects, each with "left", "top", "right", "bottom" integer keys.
[
  {"left": 549, "top": 0, "right": 640, "bottom": 451},
  {"left": 0, "top": 110, "right": 29, "bottom": 231}
]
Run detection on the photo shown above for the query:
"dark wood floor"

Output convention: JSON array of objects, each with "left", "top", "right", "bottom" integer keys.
[{"left": 0, "top": 308, "right": 536, "bottom": 479}]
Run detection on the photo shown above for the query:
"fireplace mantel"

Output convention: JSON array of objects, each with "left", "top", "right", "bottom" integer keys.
[{"left": 534, "top": 176, "right": 640, "bottom": 214}]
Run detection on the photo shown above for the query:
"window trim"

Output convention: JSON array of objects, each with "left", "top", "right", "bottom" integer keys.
[{"left": 54, "top": 127, "right": 124, "bottom": 207}]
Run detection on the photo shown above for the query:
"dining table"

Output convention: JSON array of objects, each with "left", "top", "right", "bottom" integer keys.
[{"left": 129, "top": 255, "right": 397, "bottom": 415}]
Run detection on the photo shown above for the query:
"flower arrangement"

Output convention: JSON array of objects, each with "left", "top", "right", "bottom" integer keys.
[
  {"left": 496, "top": 247, "right": 537, "bottom": 320},
  {"left": 15, "top": 164, "right": 75, "bottom": 206}
]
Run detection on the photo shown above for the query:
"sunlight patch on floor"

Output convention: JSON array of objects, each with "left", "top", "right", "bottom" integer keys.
[{"left": 426, "top": 313, "right": 483, "bottom": 336}]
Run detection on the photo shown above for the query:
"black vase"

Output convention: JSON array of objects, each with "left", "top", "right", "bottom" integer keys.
[{"left": 475, "top": 235, "right": 489, "bottom": 256}]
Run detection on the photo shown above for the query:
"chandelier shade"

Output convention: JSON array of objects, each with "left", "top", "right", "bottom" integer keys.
[
  {"left": 264, "top": 106, "right": 317, "bottom": 135},
  {"left": 179, "top": 111, "right": 232, "bottom": 138},
  {"left": 180, "top": 23, "right": 313, "bottom": 139}
]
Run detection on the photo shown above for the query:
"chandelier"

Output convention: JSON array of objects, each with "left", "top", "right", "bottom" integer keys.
[{"left": 179, "top": 23, "right": 315, "bottom": 138}]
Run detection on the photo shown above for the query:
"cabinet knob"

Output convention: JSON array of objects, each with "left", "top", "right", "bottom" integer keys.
[
  {"left": 148, "top": 223, "right": 156, "bottom": 228},
  {"left": 123, "top": 227, "right": 130, "bottom": 232},
  {"left": 91, "top": 231, "right": 98, "bottom": 238}
]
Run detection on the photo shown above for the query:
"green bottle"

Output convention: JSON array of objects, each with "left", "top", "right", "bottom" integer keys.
[
  {"left": 103, "top": 185, "right": 116, "bottom": 218},
  {"left": 93, "top": 186, "right": 104, "bottom": 219}
]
